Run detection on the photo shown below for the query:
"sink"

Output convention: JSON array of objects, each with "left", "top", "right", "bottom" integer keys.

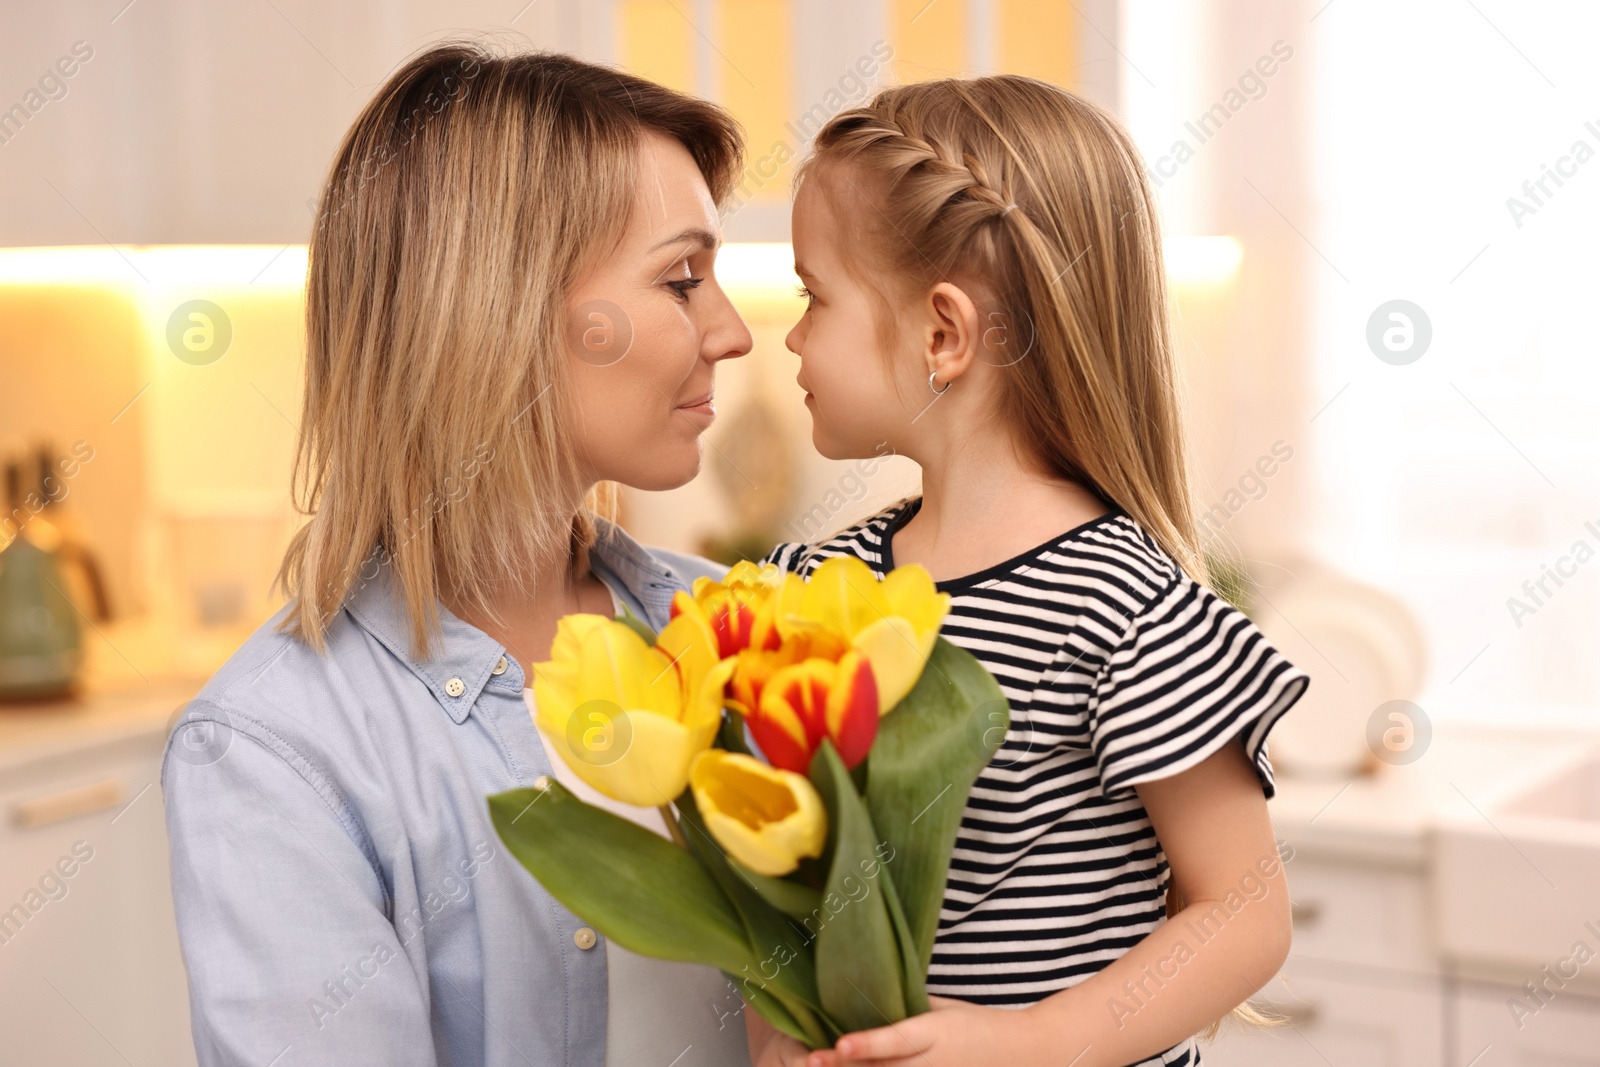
[
  {"left": 1500, "top": 756, "right": 1600, "bottom": 822},
  {"left": 1432, "top": 745, "right": 1600, "bottom": 971}
]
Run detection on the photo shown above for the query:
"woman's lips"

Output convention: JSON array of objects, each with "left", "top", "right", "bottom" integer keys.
[{"left": 677, "top": 392, "right": 715, "bottom": 419}]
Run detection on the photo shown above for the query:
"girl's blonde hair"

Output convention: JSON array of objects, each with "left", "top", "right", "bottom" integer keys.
[
  {"left": 275, "top": 42, "right": 742, "bottom": 660},
  {"left": 802, "top": 76, "right": 1281, "bottom": 1039},
  {"left": 800, "top": 75, "right": 1207, "bottom": 587}
]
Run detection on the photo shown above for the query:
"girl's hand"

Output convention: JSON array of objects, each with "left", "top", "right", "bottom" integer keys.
[
  {"left": 753, "top": 1031, "right": 814, "bottom": 1067},
  {"left": 824, "top": 996, "right": 1052, "bottom": 1067},
  {"left": 747, "top": 1010, "right": 822, "bottom": 1067}
]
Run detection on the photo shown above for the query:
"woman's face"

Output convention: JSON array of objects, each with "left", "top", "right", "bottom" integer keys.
[{"left": 566, "top": 132, "right": 753, "bottom": 491}]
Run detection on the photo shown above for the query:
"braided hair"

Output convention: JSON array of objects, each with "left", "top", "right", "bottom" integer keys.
[{"left": 797, "top": 75, "right": 1207, "bottom": 596}]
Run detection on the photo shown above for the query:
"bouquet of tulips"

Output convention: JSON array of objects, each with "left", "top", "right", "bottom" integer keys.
[{"left": 488, "top": 557, "right": 1007, "bottom": 1049}]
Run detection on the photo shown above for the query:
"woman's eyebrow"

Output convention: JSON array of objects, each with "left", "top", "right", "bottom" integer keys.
[{"left": 648, "top": 227, "right": 719, "bottom": 253}]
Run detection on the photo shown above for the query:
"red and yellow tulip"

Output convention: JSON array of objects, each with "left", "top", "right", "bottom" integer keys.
[
  {"left": 670, "top": 560, "right": 784, "bottom": 659},
  {"left": 774, "top": 556, "right": 950, "bottom": 713}
]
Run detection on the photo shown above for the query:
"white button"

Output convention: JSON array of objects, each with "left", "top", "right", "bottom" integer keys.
[
  {"left": 444, "top": 677, "right": 465, "bottom": 697},
  {"left": 573, "top": 927, "right": 597, "bottom": 950},
  {"left": 533, "top": 775, "right": 551, "bottom": 791},
  {"left": 491, "top": 656, "right": 508, "bottom": 676}
]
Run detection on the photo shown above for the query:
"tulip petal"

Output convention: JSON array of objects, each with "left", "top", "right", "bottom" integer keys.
[
  {"left": 655, "top": 609, "right": 720, "bottom": 712},
  {"left": 880, "top": 565, "right": 951, "bottom": 641},
  {"left": 546, "top": 613, "right": 614, "bottom": 671},
  {"left": 801, "top": 556, "right": 890, "bottom": 640},
  {"left": 851, "top": 616, "right": 934, "bottom": 712},
  {"left": 748, "top": 680, "right": 813, "bottom": 774},
  {"left": 825, "top": 652, "right": 880, "bottom": 769},
  {"left": 538, "top": 706, "right": 704, "bottom": 808},
  {"left": 690, "top": 751, "right": 826, "bottom": 877}
]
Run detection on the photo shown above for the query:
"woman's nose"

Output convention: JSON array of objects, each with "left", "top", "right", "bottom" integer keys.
[{"left": 705, "top": 285, "right": 754, "bottom": 364}]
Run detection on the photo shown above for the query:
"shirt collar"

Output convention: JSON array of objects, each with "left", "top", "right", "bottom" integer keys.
[{"left": 342, "top": 517, "right": 688, "bottom": 724}]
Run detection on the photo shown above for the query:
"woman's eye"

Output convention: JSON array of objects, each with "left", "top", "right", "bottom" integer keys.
[{"left": 666, "top": 277, "right": 704, "bottom": 302}]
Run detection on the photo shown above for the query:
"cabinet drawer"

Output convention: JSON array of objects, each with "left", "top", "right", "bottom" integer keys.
[
  {"left": 1453, "top": 981, "right": 1600, "bottom": 1065},
  {"left": 1285, "top": 857, "right": 1436, "bottom": 974},
  {"left": 1204, "top": 961, "right": 1444, "bottom": 1067}
]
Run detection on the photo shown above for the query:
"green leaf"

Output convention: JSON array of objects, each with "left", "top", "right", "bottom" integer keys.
[
  {"left": 716, "top": 710, "right": 753, "bottom": 756},
  {"left": 731, "top": 865, "right": 824, "bottom": 921},
  {"left": 675, "top": 791, "right": 835, "bottom": 1048},
  {"left": 809, "top": 741, "right": 909, "bottom": 1034},
  {"left": 488, "top": 783, "right": 752, "bottom": 972},
  {"left": 726, "top": 970, "right": 811, "bottom": 1046},
  {"left": 874, "top": 849, "right": 929, "bottom": 1016},
  {"left": 614, "top": 605, "right": 658, "bottom": 646},
  {"left": 866, "top": 636, "right": 1009, "bottom": 973}
]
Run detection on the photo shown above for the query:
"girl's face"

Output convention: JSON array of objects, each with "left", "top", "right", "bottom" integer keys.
[
  {"left": 566, "top": 132, "right": 754, "bottom": 491},
  {"left": 786, "top": 179, "right": 929, "bottom": 461}
]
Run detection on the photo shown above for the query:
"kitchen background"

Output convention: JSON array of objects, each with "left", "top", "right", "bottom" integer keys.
[{"left": 2, "top": 1, "right": 1597, "bottom": 1064}]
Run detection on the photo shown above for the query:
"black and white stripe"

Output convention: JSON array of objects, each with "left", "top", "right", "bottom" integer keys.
[{"left": 764, "top": 497, "right": 1309, "bottom": 1067}]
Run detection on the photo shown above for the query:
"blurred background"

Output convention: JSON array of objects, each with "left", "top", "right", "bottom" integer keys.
[{"left": 2, "top": 1, "right": 1598, "bottom": 1064}]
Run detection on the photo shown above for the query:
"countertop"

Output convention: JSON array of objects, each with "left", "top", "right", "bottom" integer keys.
[
  {"left": 3, "top": 674, "right": 1596, "bottom": 869},
  {"left": 0, "top": 676, "right": 206, "bottom": 777},
  {"left": 1268, "top": 718, "right": 1600, "bottom": 867}
]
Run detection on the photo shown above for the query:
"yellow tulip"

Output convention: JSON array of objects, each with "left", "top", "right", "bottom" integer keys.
[
  {"left": 775, "top": 556, "right": 950, "bottom": 711},
  {"left": 532, "top": 611, "right": 723, "bottom": 808},
  {"left": 690, "top": 750, "right": 827, "bottom": 877}
]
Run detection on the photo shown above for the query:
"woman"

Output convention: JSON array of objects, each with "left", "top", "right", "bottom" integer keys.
[{"left": 162, "top": 43, "right": 755, "bottom": 1066}]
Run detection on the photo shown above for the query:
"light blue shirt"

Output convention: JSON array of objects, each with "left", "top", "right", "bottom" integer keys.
[{"left": 161, "top": 520, "right": 753, "bottom": 1067}]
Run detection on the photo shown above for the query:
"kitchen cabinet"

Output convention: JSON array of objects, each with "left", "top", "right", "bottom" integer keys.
[
  {"left": 1204, "top": 725, "right": 1600, "bottom": 1067},
  {"left": 1204, "top": 855, "right": 1446, "bottom": 1066},
  {"left": 1206, "top": 961, "right": 1445, "bottom": 1066},
  {"left": 1452, "top": 981, "right": 1600, "bottom": 1066},
  {"left": 0, "top": 690, "right": 196, "bottom": 1067}
]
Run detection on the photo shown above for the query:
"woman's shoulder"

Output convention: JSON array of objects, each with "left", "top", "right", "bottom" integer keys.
[
  {"left": 760, "top": 496, "right": 920, "bottom": 575},
  {"left": 164, "top": 603, "right": 369, "bottom": 779}
]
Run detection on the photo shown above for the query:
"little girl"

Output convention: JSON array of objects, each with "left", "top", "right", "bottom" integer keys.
[{"left": 748, "top": 76, "right": 1310, "bottom": 1067}]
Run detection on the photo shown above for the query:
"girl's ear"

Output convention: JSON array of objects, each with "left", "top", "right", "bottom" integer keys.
[{"left": 921, "top": 281, "right": 981, "bottom": 389}]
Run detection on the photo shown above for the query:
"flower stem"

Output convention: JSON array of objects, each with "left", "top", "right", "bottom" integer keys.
[{"left": 658, "top": 804, "right": 689, "bottom": 849}]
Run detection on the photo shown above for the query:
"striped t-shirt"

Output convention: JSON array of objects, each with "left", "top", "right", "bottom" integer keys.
[{"left": 763, "top": 497, "right": 1309, "bottom": 1067}]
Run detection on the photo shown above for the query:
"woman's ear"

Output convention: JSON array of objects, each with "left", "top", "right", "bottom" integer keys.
[{"left": 921, "top": 282, "right": 981, "bottom": 389}]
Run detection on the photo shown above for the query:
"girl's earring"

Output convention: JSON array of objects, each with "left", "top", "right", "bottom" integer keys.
[{"left": 928, "top": 370, "right": 951, "bottom": 396}]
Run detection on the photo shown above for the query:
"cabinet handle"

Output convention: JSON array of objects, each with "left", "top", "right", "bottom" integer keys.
[
  {"left": 1273, "top": 1004, "right": 1312, "bottom": 1030},
  {"left": 1264, "top": 1002, "right": 1321, "bottom": 1029},
  {"left": 1290, "top": 900, "right": 1322, "bottom": 926},
  {"left": 12, "top": 778, "right": 125, "bottom": 829}
]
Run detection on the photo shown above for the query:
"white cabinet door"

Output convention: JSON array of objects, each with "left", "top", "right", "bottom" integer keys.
[
  {"left": 1283, "top": 857, "right": 1437, "bottom": 974},
  {"left": 0, "top": 737, "right": 196, "bottom": 1067},
  {"left": 1202, "top": 963, "right": 1444, "bottom": 1067},
  {"left": 1453, "top": 983, "right": 1600, "bottom": 1066}
]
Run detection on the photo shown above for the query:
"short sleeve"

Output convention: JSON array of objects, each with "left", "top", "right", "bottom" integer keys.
[
  {"left": 1087, "top": 577, "right": 1310, "bottom": 801},
  {"left": 759, "top": 541, "right": 806, "bottom": 573}
]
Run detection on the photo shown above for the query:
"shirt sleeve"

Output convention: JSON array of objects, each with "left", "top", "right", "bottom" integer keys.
[
  {"left": 163, "top": 715, "right": 438, "bottom": 1067},
  {"left": 1087, "top": 576, "right": 1310, "bottom": 801}
]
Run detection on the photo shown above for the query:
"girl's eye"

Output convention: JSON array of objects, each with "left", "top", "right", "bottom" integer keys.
[
  {"left": 796, "top": 285, "right": 816, "bottom": 307},
  {"left": 666, "top": 277, "right": 704, "bottom": 302}
]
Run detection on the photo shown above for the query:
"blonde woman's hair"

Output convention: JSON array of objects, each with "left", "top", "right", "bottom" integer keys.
[
  {"left": 802, "top": 76, "right": 1282, "bottom": 1039},
  {"left": 800, "top": 75, "right": 1207, "bottom": 586},
  {"left": 275, "top": 42, "right": 743, "bottom": 660}
]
